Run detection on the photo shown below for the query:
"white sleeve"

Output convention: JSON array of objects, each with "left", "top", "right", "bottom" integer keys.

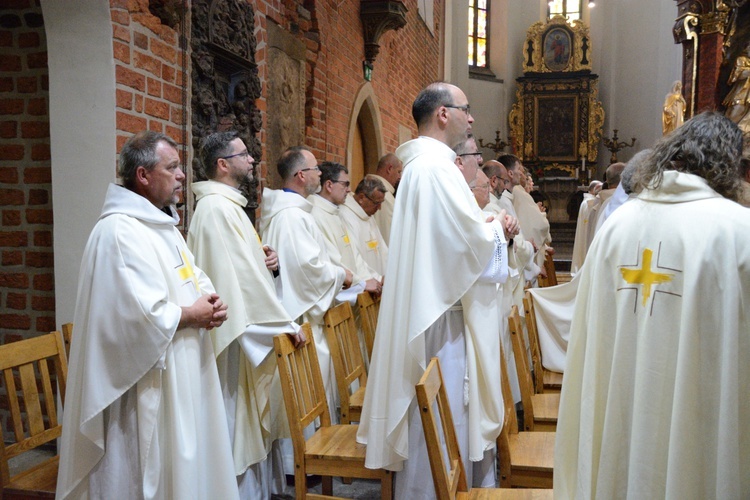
[{"left": 477, "top": 222, "right": 509, "bottom": 284}]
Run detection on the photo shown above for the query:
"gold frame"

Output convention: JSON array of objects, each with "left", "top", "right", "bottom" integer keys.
[{"left": 521, "top": 15, "right": 592, "bottom": 74}]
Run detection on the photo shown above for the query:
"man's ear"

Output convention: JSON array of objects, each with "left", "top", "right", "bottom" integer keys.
[
  {"left": 455, "top": 157, "right": 465, "bottom": 172},
  {"left": 135, "top": 165, "right": 149, "bottom": 186},
  {"left": 216, "top": 158, "right": 229, "bottom": 176}
]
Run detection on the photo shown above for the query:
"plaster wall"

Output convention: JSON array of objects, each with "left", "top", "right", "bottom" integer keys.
[{"left": 42, "top": 0, "right": 116, "bottom": 328}]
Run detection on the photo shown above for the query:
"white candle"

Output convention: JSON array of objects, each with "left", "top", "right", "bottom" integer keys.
[{"left": 582, "top": 156, "right": 586, "bottom": 173}]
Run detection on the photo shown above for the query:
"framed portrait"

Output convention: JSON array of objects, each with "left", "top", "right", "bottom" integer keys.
[
  {"left": 543, "top": 27, "right": 572, "bottom": 71},
  {"left": 534, "top": 95, "right": 579, "bottom": 161}
]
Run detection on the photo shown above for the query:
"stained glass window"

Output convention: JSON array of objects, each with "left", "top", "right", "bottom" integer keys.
[
  {"left": 548, "top": 0, "right": 582, "bottom": 21},
  {"left": 468, "top": 0, "right": 488, "bottom": 68}
]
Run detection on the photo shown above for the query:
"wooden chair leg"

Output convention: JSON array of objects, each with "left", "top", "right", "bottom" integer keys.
[
  {"left": 321, "top": 475, "right": 333, "bottom": 496},
  {"left": 380, "top": 470, "right": 393, "bottom": 499},
  {"left": 295, "top": 468, "right": 307, "bottom": 500}
]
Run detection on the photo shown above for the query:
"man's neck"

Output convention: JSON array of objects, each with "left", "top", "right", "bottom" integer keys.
[
  {"left": 316, "top": 193, "right": 339, "bottom": 207},
  {"left": 282, "top": 185, "right": 304, "bottom": 196}
]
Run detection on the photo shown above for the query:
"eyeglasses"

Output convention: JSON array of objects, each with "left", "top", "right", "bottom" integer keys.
[
  {"left": 294, "top": 166, "right": 321, "bottom": 176},
  {"left": 220, "top": 151, "right": 251, "bottom": 160},
  {"left": 458, "top": 152, "right": 483, "bottom": 159},
  {"left": 332, "top": 180, "right": 350, "bottom": 188},
  {"left": 444, "top": 104, "right": 471, "bottom": 115},
  {"left": 364, "top": 193, "right": 383, "bottom": 205}
]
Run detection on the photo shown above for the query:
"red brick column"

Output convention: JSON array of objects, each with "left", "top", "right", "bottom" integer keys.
[{"left": 0, "top": 0, "right": 55, "bottom": 344}]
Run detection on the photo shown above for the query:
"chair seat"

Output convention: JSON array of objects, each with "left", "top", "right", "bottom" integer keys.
[
  {"left": 543, "top": 370, "right": 563, "bottom": 391},
  {"left": 466, "top": 489, "right": 554, "bottom": 499},
  {"left": 508, "top": 431, "right": 555, "bottom": 472},
  {"left": 306, "top": 424, "right": 366, "bottom": 462},
  {"left": 4, "top": 455, "right": 59, "bottom": 498},
  {"left": 530, "top": 393, "right": 559, "bottom": 424}
]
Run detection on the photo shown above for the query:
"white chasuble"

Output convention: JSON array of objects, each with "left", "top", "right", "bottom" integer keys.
[
  {"left": 511, "top": 185, "right": 552, "bottom": 268},
  {"left": 57, "top": 184, "right": 238, "bottom": 500},
  {"left": 570, "top": 193, "right": 598, "bottom": 275},
  {"left": 357, "top": 136, "right": 507, "bottom": 477},
  {"left": 258, "top": 189, "right": 346, "bottom": 421},
  {"left": 340, "top": 194, "right": 389, "bottom": 277},
  {"left": 309, "top": 194, "right": 379, "bottom": 282},
  {"left": 370, "top": 174, "right": 396, "bottom": 245},
  {"left": 187, "top": 180, "right": 298, "bottom": 478},
  {"left": 555, "top": 171, "right": 750, "bottom": 499}
]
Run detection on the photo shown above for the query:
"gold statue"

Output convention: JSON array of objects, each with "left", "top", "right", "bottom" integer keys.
[
  {"left": 723, "top": 54, "right": 750, "bottom": 135},
  {"left": 662, "top": 81, "right": 686, "bottom": 135}
]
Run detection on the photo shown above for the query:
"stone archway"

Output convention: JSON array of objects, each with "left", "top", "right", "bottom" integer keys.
[{"left": 346, "top": 83, "right": 384, "bottom": 189}]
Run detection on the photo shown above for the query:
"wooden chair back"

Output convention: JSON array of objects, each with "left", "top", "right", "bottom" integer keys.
[
  {"left": 61, "top": 322, "right": 73, "bottom": 359},
  {"left": 274, "top": 327, "right": 393, "bottom": 499},
  {"left": 274, "top": 325, "right": 330, "bottom": 450},
  {"left": 508, "top": 306, "right": 537, "bottom": 431},
  {"left": 415, "top": 358, "right": 468, "bottom": 500},
  {"left": 356, "top": 291, "right": 380, "bottom": 361},
  {"left": 0, "top": 331, "right": 68, "bottom": 496},
  {"left": 323, "top": 302, "right": 367, "bottom": 424},
  {"left": 523, "top": 292, "right": 562, "bottom": 394},
  {"left": 539, "top": 253, "right": 558, "bottom": 287},
  {"left": 522, "top": 292, "right": 545, "bottom": 394}
]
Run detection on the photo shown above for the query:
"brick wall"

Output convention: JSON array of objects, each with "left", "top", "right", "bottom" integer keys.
[
  {"left": 253, "top": 0, "right": 442, "bottom": 182},
  {"left": 111, "top": 0, "right": 188, "bottom": 226},
  {"left": 0, "top": 0, "right": 54, "bottom": 346}
]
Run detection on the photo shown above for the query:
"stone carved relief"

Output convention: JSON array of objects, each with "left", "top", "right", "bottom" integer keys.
[
  {"left": 191, "top": 0, "right": 261, "bottom": 220},
  {"left": 266, "top": 21, "right": 307, "bottom": 190}
]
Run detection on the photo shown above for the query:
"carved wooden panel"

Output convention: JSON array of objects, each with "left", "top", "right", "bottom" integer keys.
[
  {"left": 191, "top": 0, "right": 261, "bottom": 220},
  {"left": 266, "top": 21, "right": 307, "bottom": 190}
]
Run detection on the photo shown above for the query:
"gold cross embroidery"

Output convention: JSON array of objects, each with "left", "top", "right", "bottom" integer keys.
[
  {"left": 620, "top": 248, "right": 674, "bottom": 307},
  {"left": 176, "top": 249, "right": 200, "bottom": 292}
]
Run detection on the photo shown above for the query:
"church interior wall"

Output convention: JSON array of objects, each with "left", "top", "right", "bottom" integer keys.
[
  {"left": 253, "top": 0, "right": 442, "bottom": 188},
  {"left": 588, "top": 0, "right": 682, "bottom": 175},
  {"left": 459, "top": 0, "right": 681, "bottom": 178}
]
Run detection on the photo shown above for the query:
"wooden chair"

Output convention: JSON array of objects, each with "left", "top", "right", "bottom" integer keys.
[
  {"left": 61, "top": 322, "right": 73, "bottom": 359},
  {"left": 356, "top": 291, "right": 380, "bottom": 361},
  {"left": 323, "top": 302, "right": 367, "bottom": 425},
  {"left": 273, "top": 327, "right": 392, "bottom": 499},
  {"left": 523, "top": 292, "right": 563, "bottom": 394},
  {"left": 0, "top": 331, "right": 68, "bottom": 499},
  {"left": 497, "top": 339, "right": 555, "bottom": 489},
  {"left": 538, "top": 253, "right": 558, "bottom": 288},
  {"left": 508, "top": 307, "right": 559, "bottom": 432},
  {"left": 416, "top": 357, "right": 553, "bottom": 500}
]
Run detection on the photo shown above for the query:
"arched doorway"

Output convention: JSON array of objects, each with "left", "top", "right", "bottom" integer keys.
[{"left": 346, "top": 82, "right": 383, "bottom": 190}]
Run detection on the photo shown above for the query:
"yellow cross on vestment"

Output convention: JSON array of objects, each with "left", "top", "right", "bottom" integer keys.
[
  {"left": 620, "top": 248, "right": 674, "bottom": 307},
  {"left": 176, "top": 249, "right": 201, "bottom": 292}
]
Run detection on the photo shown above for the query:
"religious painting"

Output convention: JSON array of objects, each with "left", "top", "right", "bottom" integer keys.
[
  {"left": 543, "top": 27, "right": 572, "bottom": 71},
  {"left": 534, "top": 95, "right": 578, "bottom": 160}
]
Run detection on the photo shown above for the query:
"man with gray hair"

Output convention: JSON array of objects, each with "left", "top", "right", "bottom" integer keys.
[
  {"left": 340, "top": 175, "right": 389, "bottom": 276},
  {"left": 556, "top": 112, "right": 750, "bottom": 498},
  {"left": 57, "top": 131, "right": 238, "bottom": 499}
]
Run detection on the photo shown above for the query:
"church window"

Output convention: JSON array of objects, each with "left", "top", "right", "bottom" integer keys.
[
  {"left": 548, "top": 0, "right": 582, "bottom": 21},
  {"left": 468, "top": 0, "right": 489, "bottom": 68}
]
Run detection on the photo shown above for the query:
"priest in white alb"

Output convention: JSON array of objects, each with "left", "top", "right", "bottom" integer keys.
[
  {"left": 340, "top": 175, "right": 389, "bottom": 277},
  {"left": 570, "top": 180, "right": 602, "bottom": 275},
  {"left": 503, "top": 154, "right": 554, "bottom": 271},
  {"left": 309, "top": 161, "right": 383, "bottom": 294},
  {"left": 357, "top": 83, "right": 519, "bottom": 499},
  {"left": 57, "top": 131, "right": 238, "bottom": 499},
  {"left": 555, "top": 112, "right": 750, "bottom": 499},
  {"left": 258, "top": 146, "right": 351, "bottom": 423},
  {"left": 371, "top": 152, "right": 402, "bottom": 245},
  {"left": 187, "top": 131, "right": 303, "bottom": 499}
]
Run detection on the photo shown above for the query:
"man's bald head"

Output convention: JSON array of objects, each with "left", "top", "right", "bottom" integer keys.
[
  {"left": 605, "top": 162, "right": 626, "bottom": 188},
  {"left": 482, "top": 160, "right": 510, "bottom": 197}
]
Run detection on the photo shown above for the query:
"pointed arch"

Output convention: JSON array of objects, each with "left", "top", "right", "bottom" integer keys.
[{"left": 346, "top": 82, "right": 384, "bottom": 189}]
